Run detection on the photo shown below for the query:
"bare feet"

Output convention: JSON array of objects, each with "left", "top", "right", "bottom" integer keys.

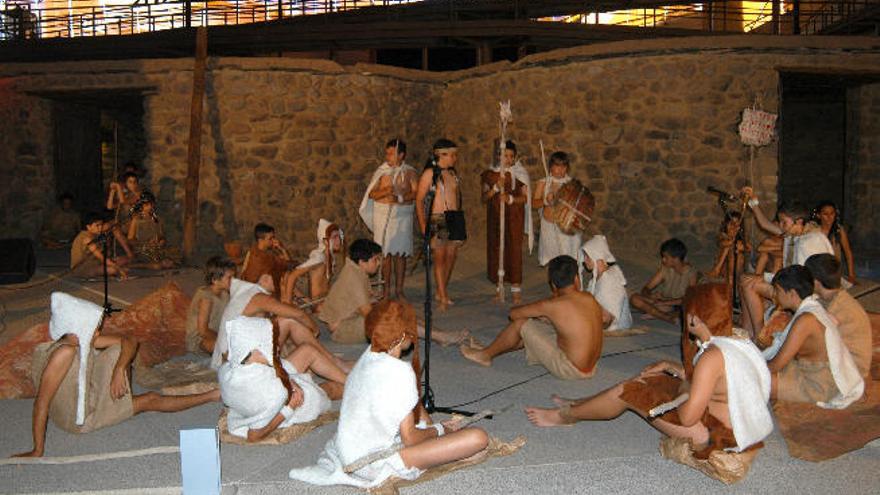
[
  {"left": 12, "top": 449, "right": 43, "bottom": 458},
  {"left": 459, "top": 344, "right": 491, "bottom": 367},
  {"left": 524, "top": 407, "right": 571, "bottom": 427},
  {"left": 319, "top": 381, "right": 345, "bottom": 400},
  {"left": 551, "top": 394, "right": 576, "bottom": 408},
  {"left": 433, "top": 328, "right": 470, "bottom": 347}
]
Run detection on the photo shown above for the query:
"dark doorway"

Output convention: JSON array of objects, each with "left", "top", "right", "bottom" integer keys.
[
  {"left": 778, "top": 73, "right": 847, "bottom": 218},
  {"left": 45, "top": 90, "right": 146, "bottom": 214}
]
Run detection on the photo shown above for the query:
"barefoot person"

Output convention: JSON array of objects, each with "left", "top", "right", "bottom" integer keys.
[
  {"left": 706, "top": 211, "right": 750, "bottom": 285},
  {"left": 813, "top": 201, "right": 857, "bottom": 285},
  {"left": 763, "top": 266, "right": 864, "bottom": 408},
  {"left": 533, "top": 151, "right": 580, "bottom": 267},
  {"left": 284, "top": 219, "right": 343, "bottom": 306},
  {"left": 69, "top": 212, "right": 131, "bottom": 279},
  {"left": 289, "top": 300, "right": 489, "bottom": 489},
  {"left": 210, "top": 274, "right": 340, "bottom": 372},
  {"left": 127, "top": 191, "right": 177, "bottom": 270},
  {"left": 524, "top": 284, "right": 773, "bottom": 465},
  {"left": 581, "top": 235, "right": 633, "bottom": 333},
  {"left": 460, "top": 255, "right": 603, "bottom": 380},
  {"left": 738, "top": 189, "right": 834, "bottom": 337},
  {"left": 319, "top": 239, "right": 467, "bottom": 346},
  {"left": 415, "top": 139, "right": 465, "bottom": 311},
  {"left": 185, "top": 256, "right": 235, "bottom": 354},
  {"left": 630, "top": 238, "right": 698, "bottom": 325},
  {"left": 219, "top": 316, "right": 345, "bottom": 442},
  {"left": 804, "top": 254, "right": 872, "bottom": 379},
  {"left": 14, "top": 293, "right": 220, "bottom": 458},
  {"left": 481, "top": 140, "right": 532, "bottom": 305},
  {"left": 359, "top": 138, "right": 418, "bottom": 301}
]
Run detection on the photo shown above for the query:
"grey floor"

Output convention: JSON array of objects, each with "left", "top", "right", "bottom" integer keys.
[{"left": 2, "top": 244, "right": 879, "bottom": 494}]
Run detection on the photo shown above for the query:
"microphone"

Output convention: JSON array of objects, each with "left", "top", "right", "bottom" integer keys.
[{"left": 706, "top": 186, "right": 736, "bottom": 201}]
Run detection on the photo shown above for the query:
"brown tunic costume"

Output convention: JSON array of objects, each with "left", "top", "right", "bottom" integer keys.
[
  {"left": 481, "top": 170, "right": 527, "bottom": 285},
  {"left": 241, "top": 246, "right": 288, "bottom": 293},
  {"left": 826, "top": 290, "right": 872, "bottom": 379},
  {"left": 185, "top": 286, "right": 229, "bottom": 353}
]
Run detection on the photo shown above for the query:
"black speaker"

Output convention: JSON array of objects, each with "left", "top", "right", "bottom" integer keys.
[{"left": 0, "top": 238, "right": 36, "bottom": 284}]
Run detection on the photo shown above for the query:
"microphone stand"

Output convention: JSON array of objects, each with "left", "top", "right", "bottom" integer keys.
[
  {"left": 99, "top": 232, "right": 122, "bottom": 317},
  {"left": 420, "top": 164, "right": 476, "bottom": 417}
]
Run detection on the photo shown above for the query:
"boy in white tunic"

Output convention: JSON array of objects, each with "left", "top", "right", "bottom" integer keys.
[
  {"left": 581, "top": 235, "right": 633, "bottom": 332},
  {"left": 289, "top": 300, "right": 488, "bottom": 488},
  {"left": 359, "top": 138, "right": 418, "bottom": 301},
  {"left": 219, "top": 316, "right": 340, "bottom": 442},
  {"left": 533, "top": 151, "right": 581, "bottom": 267}
]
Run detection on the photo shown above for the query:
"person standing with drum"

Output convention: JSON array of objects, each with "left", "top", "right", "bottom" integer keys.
[{"left": 533, "top": 151, "right": 587, "bottom": 267}]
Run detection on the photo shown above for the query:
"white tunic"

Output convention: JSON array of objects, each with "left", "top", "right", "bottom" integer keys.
[
  {"left": 359, "top": 162, "right": 416, "bottom": 257},
  {"left": 538, "top": 176, "right": 582, "bottom": 266},
  {"left": 582, "top": 236, "right": 632, "bottom": 332},
  {"left": 289, "top": 347, "right": 422, "bottom": 488},
  {"left": 211, "top": 279, "right": 269, "bottom": 369}
]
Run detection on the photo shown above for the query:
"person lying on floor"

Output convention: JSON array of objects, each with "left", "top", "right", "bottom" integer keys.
[
  {"left": 219, "top": 316, "right": 344, "bottom": 442},
  {"left": 13, "top": 293, "right": 220, "bottom": 458},
  {"left": 288, "top": 300, "right": 488, "bottom": 489}
]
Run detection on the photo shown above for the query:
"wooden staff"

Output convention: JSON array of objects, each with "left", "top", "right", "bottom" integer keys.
[{"left": 496, "top": 101, "right": 513, "bottom": 302}]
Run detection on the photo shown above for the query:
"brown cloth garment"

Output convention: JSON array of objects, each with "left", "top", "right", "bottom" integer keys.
[
  {"left": 185, "top": 286, "right": 229, "bottom": 353},
  {"left": 69, "top": 231, "right": 101, "bottom": 276},
  {"left": 318, "top": 258, "right": 372, "bottom": 343},
  {"left": 241, "top": 246, "right": 288, "bottom": 293},
  {"left": 31, "top": 341, "right": 134, "bottom": 434},
  {"left": 681, "top": 283, "right": 733, "bottom": 380},
  {"left": 827, "top": 290, "right": 872, "bottom": 378},
  {"left": 481, "top": 169, "right": 526, "bottom": 285},
  {"left": 773, "top": 312, "right": 880, "bottom": 461}
]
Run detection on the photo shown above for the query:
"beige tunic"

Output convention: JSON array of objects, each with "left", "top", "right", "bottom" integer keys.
[
  {"left": 655, "top": 264, "right": 697, "bottom": 300},
  {"left": 827, "top": 290, "right": 872, "bottom": 378},
  {"left": 319, "top": 259, "right": 371, "bottom": 343},
  {"left": 31, "top": 341, "right": 133, "bottom": 434},
  {"left": 70, "top": 231, "right": 101, "bottom": 276},
  {"left": 185, "top": 286, "right": 229, "bottom": 353}
]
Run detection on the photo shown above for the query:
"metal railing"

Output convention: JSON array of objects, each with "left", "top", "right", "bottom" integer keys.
[
  {"left": 802, "top": 0, "right": 879, "bottom": 33},
  {"left": 0, "top": 0, "right": 421, "bottom": 40}
]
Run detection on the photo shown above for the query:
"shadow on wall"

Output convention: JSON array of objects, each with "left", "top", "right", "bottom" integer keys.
[
  {"left": 205, "top": 62, "right": 239, "bottom": 244},
  {"left": 198, "top": 200, "right": 224, "bottom": 259},
  {"left": 157, "top": 176, "right": 181, "bottom": 246}
]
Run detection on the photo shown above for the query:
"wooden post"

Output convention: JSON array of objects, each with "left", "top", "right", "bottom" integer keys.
[{"left": 183, "top": 26, "right": 208, "bottom": 261}]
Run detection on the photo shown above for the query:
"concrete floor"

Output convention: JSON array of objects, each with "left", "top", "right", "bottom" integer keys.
[{"left": 2, "top": 243, "right": 879, "bottom": 494}]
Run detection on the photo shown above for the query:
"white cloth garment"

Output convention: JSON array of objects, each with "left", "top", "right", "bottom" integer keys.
[
  {"left": 489, "top": 160, "right": 534, "bottom": 254},
  {"left": 296, "top": 218, "right": 342, "bottom": 275},
  {"left": 48, "top": 292, "right": 105, "bottom": 426},
  {"left": 219, "top": 316, "right": 330, "bottom": 439},
  {"left": 289, "top": 347, "right": 422, "bottom": 488},
  {"left": 211, "top": 278, "right": 269, "bottom": 369},
  {"left": 359, "top": 162, "right": 417, "bottom": 256},
  {"left": 694, "top": 336, "right": 773, "bottom": 452},
  {"left": 538, "top": 176, "right": 581, "bottom": 266},
  {"left": 581, "top": 236, "right": 632, "bottom": 332},
  {"left": 762, "top": 295, "right": 864, "bottom": 409},
  {"left": 782, "top": 225, "right": 834, "bottom": 268}
]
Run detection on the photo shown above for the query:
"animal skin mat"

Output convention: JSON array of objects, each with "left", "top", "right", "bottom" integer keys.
[{"left": 218, "top": 410, "right": 340, "bottom": 446}]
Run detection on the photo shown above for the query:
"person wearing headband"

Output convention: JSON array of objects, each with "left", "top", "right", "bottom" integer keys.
[{"left": 14, "top": 292, "right": 220, "bottom": 458}]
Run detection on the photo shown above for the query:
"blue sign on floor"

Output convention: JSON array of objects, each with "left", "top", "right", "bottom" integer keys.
[{"left": 180, "top": 427, "right": 221, "bottom": 495}]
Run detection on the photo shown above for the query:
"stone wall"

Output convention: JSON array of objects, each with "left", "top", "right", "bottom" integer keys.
[
  {"left": 850, "top": 83, "right": 880, "bottom": 257},
  {"left": 1, "top": 36, "right": 879, "bottom": 264},
  {"left": 0, "top": 78, "right": 54, "bottom": 240},
  {"left": 440, "top": 37, "right": 880, "bottom": 255}
]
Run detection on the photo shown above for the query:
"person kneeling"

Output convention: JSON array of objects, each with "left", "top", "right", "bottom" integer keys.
[
  {"left": 289, "top": 300, "right": 488, "bottom": 489},
  {"left": 219, "top": 316, "right": 342, "bottom": 442},
  {"left": 14, "top": 293, "right": 219, "bottom": 458},
  {"left": 525, "top": 284, "right": 773, "bottom": 460}
]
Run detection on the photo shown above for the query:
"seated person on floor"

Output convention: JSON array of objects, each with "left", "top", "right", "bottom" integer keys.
[
  {"left": 284, "top": 219, "right": 343, "bottom": 307},
  {"left": 69, "top": 212, "right": 131, "bottom": 279},
  {"left": 219, "top": 316, "right": 345, "bottom": 442},
  {"left": 630, "top": 238, "right": 698, "bottom": 325},
  {"left": 13, "top": 292, "right": 220, "bottom": 458},
  {"left": 739, "top": 188, "right": 834, "bottom": 337},
  {"left": 804, "top": 254, "right": 872, "bottom": 379},
  {"left": 706, "top": 211, "right": 750, "bottom": 284},
  {"left": 185, "top": 256, "right": 235, "bottom": 355},
  {"left": 581, "top": 235, "right": 633, "bottom": 332},
  {"left": 764, "top": 265, "right": 864, "bottom": 408},
  {"left": 106, "top": 171, "right": 142, "bottom": 232},
  {"left": 289, "top": 300, "right": 489, "bottom": 489},
  {"left": 318, "top": 239, "right": 466, "bottom": 346},
  {"left": 210, "top": 273, "right": 345, "bottom": 373},
  {"left": 754, "top": 213, "right": 784, "bottom": 276},
  {"left": 127, "top": 191, "right": 177, "bottom": 270},
  {"left": 524, "top": 283, "right": 773, "bottom": 464},
  {"left": 460, "top": 255, "right": 603, "bottom": 380},
  {"left": 813, "top": 201, "right": 857, "bottom": 286},
  {"left": 40, "top": 193, "right": 81, "bottom": 249},
  {"left": 241, "top": 223, "right": 292, "bottom": 297}
]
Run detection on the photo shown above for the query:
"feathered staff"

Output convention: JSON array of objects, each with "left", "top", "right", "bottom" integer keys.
[{"left": 497, "top": 100, "right": 513, "bottom": 302}]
